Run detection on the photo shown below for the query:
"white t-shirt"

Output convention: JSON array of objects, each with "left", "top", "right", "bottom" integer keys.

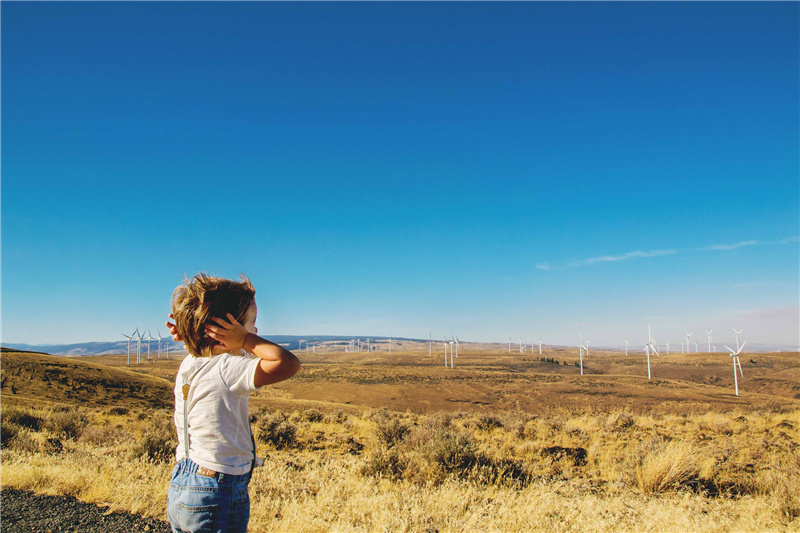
[{"left": 173, "top": 352, "right": 262, "bottom": 475}]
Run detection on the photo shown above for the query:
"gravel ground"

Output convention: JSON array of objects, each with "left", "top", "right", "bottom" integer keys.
[{"left": 1, "top": 488, "right": 172, "bottom": 533}]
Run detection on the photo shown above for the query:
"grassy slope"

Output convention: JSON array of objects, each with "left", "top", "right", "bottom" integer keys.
[{"left": 0, "top": 351, "right": 173, "bottom": 410}]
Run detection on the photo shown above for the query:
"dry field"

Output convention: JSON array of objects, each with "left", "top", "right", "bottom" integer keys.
[{"left": 2, "top": 347, "right": 799, "bottom": 532}]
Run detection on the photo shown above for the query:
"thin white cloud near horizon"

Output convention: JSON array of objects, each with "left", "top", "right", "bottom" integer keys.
[{"left": 536, "top": 236, "right": 799, "bottom": 271}]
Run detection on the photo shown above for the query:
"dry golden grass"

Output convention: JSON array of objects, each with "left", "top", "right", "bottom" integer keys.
[
  {"left": 2, "top": 348, "right": 799, "bottom": 531},
  {"left": 2, "top": 402, "right": 799, "bottom": 532}
]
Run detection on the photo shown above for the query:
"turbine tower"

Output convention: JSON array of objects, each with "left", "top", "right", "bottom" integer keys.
[
  {"left": 705, "top": 329, "right": 713, "bottom": 353},
  {"left": 122, "top": 332, "right": 133, "bottom": 365},
  {"left": 146, "top": 329, "right": 154, "bottom": 360},
  {"left": 644, "top": 325, "right": 660, "bottom": 380},
  {"left": 538, "top": 339, "right": 543, "bottom": 356},
  {"left": 135, "top": 329, "right": 142, "bottom": 363},
  {"left": 723, "top": 340, "right": 746, "bottom": 395},
  {"left": 684, "top": 330, "right": 693, "bottom": 353}
]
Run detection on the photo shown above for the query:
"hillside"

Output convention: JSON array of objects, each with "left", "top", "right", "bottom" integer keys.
[
  {"left": 0, "top": 351, "right": 173, "bottom": 409},
  {"left": 83, "top": 347, "right": 800, "bottom": 416}
]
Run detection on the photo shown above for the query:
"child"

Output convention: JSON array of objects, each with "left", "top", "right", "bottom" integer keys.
[{"left": 165, "top": 273, "right": 300, "bottom": 533}]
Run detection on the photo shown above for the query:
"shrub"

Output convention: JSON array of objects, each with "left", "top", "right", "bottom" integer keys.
[
  {"left": 108, "top": 407, "right": 129, "bottom": 416},
  {"left": 474, "top": 414, "right": 503, "bottom": 431},
  {"left": 79, "top": 425, "right": 134, "bottom": 447},
  {"left": 44, "top": 411, "right": 88, "bottom": 440},
  {"left": 418, "top": 428, "right": 477, "bottom": 473},
  {"left": 300, "top": 408, "right": 324, "bottom": 423},
  {"left": 323, "top": 410, "right": 348, "bottom": 424},
  {"left": 360, "top": 448, "right": 408, "bottom": 481},
  {"left": 1, "top": 421, "right": 20, "bottom": 448},
  {"left": 254, "top": 412, "right": 297, "bottom": 450},
  {"left": 133, "top": 417, "right": 177, "bottom": 463},
  {"left": 2, "top": 407, "right": 43, "bottom": 431},
  {"left": 374, "top": 417, "right": 410, "bottom": 449}
]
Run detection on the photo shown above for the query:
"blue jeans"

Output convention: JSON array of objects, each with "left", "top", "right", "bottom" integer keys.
[{"left": 167, "top": 459, "right": 251, "bottom": 533}]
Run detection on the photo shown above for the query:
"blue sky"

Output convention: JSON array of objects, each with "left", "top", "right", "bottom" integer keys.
[{"left": 2, "top": 2, "right": 798, "bottom": 348}]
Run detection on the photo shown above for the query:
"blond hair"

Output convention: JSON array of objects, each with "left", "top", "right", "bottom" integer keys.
[{"left": 171, "top": 273, "right": 256, "bottom": 357}]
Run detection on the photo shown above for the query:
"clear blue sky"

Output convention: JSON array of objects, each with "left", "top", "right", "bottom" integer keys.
[{"left": 3, "top": 2, "right": 798, "bottom": 348}]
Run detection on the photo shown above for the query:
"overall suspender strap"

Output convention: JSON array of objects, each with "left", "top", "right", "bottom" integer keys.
[{"left": 182, "top": 383, "right": 191, "bottom": 459}]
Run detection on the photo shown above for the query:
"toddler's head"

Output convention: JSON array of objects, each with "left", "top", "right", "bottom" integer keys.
[{"left": 171, "top": 273, "right": 256, "bottom": 357}]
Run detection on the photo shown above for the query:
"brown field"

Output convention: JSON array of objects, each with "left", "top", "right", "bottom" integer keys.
[{"left": 2, "top": 346, "right": 799, "bottom": 532}]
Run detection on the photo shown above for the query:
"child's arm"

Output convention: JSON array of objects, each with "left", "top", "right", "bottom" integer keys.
[{"left": 205, "top": 313, "right": 301, "bottom": 388}]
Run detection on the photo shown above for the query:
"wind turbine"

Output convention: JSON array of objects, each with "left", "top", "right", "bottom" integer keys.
[
  {"left": 146, "top": 329, "right": 154, "bottom": 360},
  {"left": 454, "top": 335, "right": 460, "bottom": 358},
  {"left": 122, "top": 332, "right": 133, "bottom": 365},
  {"left": 578, "top": 332, "right": 589, "bottom": 375},
  {"left": 507, "top": 338, "right": 511, "bottom": 354},
  {"left": 429, "top": 332, "right": 432, "bottom": 357},
  {"left": 538, "top": 339, "right": 543, "bottom": 356},
  {"left": 135, "top": 329, "right": 143, "bottom": 363},
  {"left": 624, "top": 338, "right": 629, "bottom": 357},
  {"left": 705, "top": 329, "right": 713, "bottom": 353},
  {"left": 644, "top": 325, "right": 660, "bottom": 380},
  {"left": 732, "top": 328, "right": 743, "bottom": 352},
  {"left": 684, "top": 330, "right": 693, "bottom": 353},
  {"left": 723, "top": 340, "right": 746, "bottom": 395},
  {"left": 519, "top": 337, "right": 524, "bottom": 354},
  {"left": 448, "top": 336, "right": 455, "bottom": 368},
  {"left": 157, "top": 330, "right": 163, "bottom": 358},
  {"left": 665, "top": 341, "right": 670, "bottom": 356},
  {"left": 389, "top": 335, "right": 392, "bottom": 355}
]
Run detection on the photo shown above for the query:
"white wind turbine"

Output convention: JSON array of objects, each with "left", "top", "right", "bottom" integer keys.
[
  {"left": 122, "top": 332, "right": 133, "bottom": 365},
  {"left": 454, "top": 335, "right": 460, "bottom": 358},
  {"left": 448, "top": 336, "right": 455, "bottom": 368},
  {"left": 644, "top": 325, "right": 660, "bottom": 380},
  {"left": 624, "top": 338, "right": 629, "bottom": 356},
  {"left": 723, "top": 340, "right": 746, "bottom": 395},
  {"left": 578, "top": 332, "right": 589, "bottom": 375},
  {"left": 389, "top": 335, "right": 392, "bottom": 355},
  {"left": 146, "top": 329, "right": 154, "bottom": 360},
  {"left": 507, "top": 338, "right": 511, "bottom": 354},
  {"left": 538, "top": 339, "right": 543, "bottom": 356},
  {"left": 665, "top": 341, "right": 670, "bottom": 355},
  {"left": 705, "top": 329, "right": 713, "bottom": 353},
  {"left": 429, "top": 332, "right": 432, "bottom": 357},
  {"left": 684, "top": 330, "right": 693, "bottom": 353},
  {"left": 157, "top": 330, "right": 163, "bottom": 358},
  {"left": 443, "top": 336, "right": 450, "bottom": 368},
  {"left": 732, "top": 328, "right": 743, "bottom": 352},
  {"left": 519, "top": 337, "right": 524, "bottom": 354},
  {"left": 135, "top": 329, "right": 143, "bottom": 363}
]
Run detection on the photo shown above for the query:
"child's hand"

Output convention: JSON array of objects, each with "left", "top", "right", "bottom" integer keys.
[
  {"left": 205, "top": 313, "right": 250, "bottom": 353},
  {"left": 166, "top": 314, "right": 183, "bottom": 342}
]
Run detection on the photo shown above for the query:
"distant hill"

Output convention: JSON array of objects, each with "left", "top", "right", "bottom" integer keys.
[
  {"left": 2, "top": 337, "right": 796, "bottom": 356},
  {"left": 0, "top": 350, "right": 174, "bottom": 409},
  {"left": 1, "top": 335, "right": 426, "bottom": 356}
]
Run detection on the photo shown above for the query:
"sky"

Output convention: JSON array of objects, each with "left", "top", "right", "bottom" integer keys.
[{"left": 2, "top": 2, "right": 798, "bottom": 348}]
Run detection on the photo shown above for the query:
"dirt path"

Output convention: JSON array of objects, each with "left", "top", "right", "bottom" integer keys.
[{"left": 1, "top": 488, "right": 171, "bottom": 533}]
